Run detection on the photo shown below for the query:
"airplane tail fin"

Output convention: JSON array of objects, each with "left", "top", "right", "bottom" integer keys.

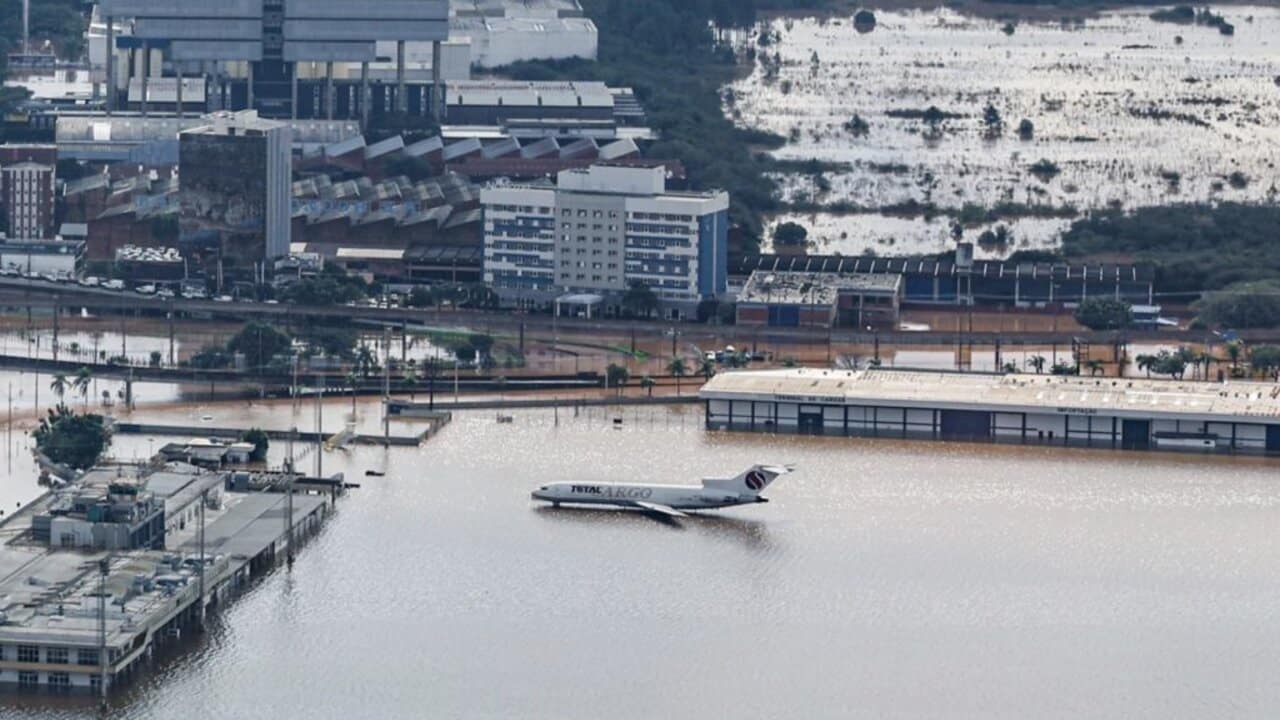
[{"left": 703, "top": 464, "right": 794, "bottom": 496}]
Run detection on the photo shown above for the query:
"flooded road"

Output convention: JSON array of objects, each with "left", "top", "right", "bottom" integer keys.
[{"left": 4, "top": 403, "right": 1280, "bottom": 718}]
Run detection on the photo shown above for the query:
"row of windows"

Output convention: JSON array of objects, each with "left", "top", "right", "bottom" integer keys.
[
  {"left": 559, "top": 273, "right": 620, "bottom": 284},
  {"left": 629, "top": 212, "right": 694, "bottom": 222},
  {"left": 561, "top": 209, "right": 620, "bottom": 219},
  {"left": 487, "top": 253, "right": 553, "bottom": 268},
  {"left": 489, "top": 240, "right": 553, "bottom": 253},
  {"left": 626, "top": 223, "right": 694, "bottom": 236},
  {"left": 488, "top": 204, "right": 552, "bottom": 215},
  {"left": 3, "top": 645, "right": 99, "bottom": 665},
  {"left": 560, "top": 222, "right": 620, "bottom": 233},
  {"left": 561, "top": 248, "right": 620, "bottom": 257},
  {"left": 627, "top": 235, "right": 692, "bottom": 250},
  {"left": 562, "top": 235, "right": 620, "bottom": 245},
  {"left": 560, "top": 261, "right": 620, "bottom": 270}
]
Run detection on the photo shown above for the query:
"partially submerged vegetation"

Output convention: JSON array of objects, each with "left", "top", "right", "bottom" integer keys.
[{"left": 1060, "top": 204, "right": 1280, "bottom": 295}]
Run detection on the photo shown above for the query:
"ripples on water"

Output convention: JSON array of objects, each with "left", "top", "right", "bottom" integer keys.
[{"left": 4, "top": 406, "right": 1280, "bottom": 718}]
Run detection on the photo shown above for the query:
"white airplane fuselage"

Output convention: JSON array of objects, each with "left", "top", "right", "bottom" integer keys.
[
  {"left": 532, "top": 482, "right": 765, "bottom": 511},
  {"left": 531, "top": 465, "right": 791, "bottom": 516}
]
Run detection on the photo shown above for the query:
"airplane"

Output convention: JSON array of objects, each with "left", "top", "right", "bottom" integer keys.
[{"left": 530, "top": 464, "right": 793, "bottom": 518}]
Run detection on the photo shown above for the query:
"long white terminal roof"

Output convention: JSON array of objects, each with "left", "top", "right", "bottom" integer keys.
[{"left": 700, "top": 369, "right": 1280, "bottom": 423}]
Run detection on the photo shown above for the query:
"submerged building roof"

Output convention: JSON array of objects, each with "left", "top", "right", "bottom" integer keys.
[{"left": 700, "top": 368, "right": 1280, "bottom": 422}]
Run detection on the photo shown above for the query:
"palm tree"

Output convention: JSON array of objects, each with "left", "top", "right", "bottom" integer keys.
[
  {"left": 73, "top": 367, "right": 92, "bottom": 406},
  {"left": 666, "top": 357, "right": 688, "bottom": 396},
  {"left": 699, "top": 357, "right": 716, "bottom": 380},
  {"left": 606, "top": 363, "right": 629, "bottom": 397},
  {"left": 1026, "top": 355, "right": 1046, "bottom": 374},
  {"left": 354, "top": 344, "right": 378, "bottom": 379},
  {"left": 1226, "top": 341, "right": 1243, "bottom": 371},
  {"left": 1085, "top": 358, "right": 1104, "bottom": 376},
  {"left": 640, "top": 375, "right": 656, "bottom": 397},
  {"left": 1001, "top": 361, "right": 1018, "bottom": 374},
  {"left": 1135, "top": 353, "right": 1156, "bottom": 378},
  {"left": 49, "top": 374, "right": 69, "bottom": 405}
]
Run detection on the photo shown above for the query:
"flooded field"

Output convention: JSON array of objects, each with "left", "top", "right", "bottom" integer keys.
[{"left": 728, "top": 6, "right": 1280, "bottom": 255}]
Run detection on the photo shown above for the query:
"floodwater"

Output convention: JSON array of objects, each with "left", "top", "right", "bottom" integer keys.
[
  {"left": 4, "top": 402, "right": 1280, "bottom": 718},
  {"left": 730, "top": 6, "right": 1280, "bottom": 255}
]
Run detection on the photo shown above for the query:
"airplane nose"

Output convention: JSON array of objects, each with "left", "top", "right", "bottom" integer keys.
[{"left": 756, "top": 496, "right": 769, "bottom": 503}]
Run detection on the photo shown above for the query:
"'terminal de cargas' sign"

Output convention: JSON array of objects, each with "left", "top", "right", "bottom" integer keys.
[{"left": 775, "top": 394, "right": 844, "bottom": 404}]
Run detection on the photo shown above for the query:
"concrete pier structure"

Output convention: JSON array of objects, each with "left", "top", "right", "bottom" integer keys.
[{"left": 0, "top": 464, "right": 337, "bottom": 693}]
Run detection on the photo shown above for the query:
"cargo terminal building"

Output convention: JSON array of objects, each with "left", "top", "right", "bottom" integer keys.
[{"left": 700, "top": 369, "right": 1280, "bottom": 454}]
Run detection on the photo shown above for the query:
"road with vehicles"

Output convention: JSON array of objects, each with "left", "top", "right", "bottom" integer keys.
[{"left": 0, "top": 275, "right": 1257, "bottom": 349}]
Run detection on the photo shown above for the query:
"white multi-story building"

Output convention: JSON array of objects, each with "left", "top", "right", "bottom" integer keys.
[
  {"left": 482, "top": 164, "right": 729, "bottom": 316},
  {"left": 2, "top": 162, "right": 55, "bottom": 240}
]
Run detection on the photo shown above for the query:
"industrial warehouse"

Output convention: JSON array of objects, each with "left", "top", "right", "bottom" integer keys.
[{"left": 700, "top": 369, "right": 1280, "bottom": 454}]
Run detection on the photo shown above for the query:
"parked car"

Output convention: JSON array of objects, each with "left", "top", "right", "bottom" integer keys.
[
  {"left": 136, "top": 284, "right": 157, "bottom": 295},
  {"left": 103, "top": 279, "right": 126, "bottom": 291}
]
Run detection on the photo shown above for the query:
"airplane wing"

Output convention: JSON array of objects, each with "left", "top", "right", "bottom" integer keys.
[{"left": 631, "top": 501, "right": 687, "bottom": 518}]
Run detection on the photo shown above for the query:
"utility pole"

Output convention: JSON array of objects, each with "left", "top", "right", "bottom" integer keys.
[
  {"left": 197, "top": 489, "right": 206, "bottom": 627},
  {"left": 314, "top": 374, "right": 323, "bottom": 479},
  {"left": 98, "top": 556, "right": 109, "bottom": 708},
  {"left": 382, "top": 326, "right": 391, "bottom": 446},
  {"left": 286, "top": 428, "right": 296, "bottom": 567}
]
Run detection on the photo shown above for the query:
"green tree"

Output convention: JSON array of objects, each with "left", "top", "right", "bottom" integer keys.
[
  {"left": 1226, "top": 341, "right": 1243, "bottom": 370},
  {"left": 1195, "top": 285, "right": 1280, "bottom": 329},
  {"left": 640, "top": 375, "right": 657, "bottom": 397},
  {"left": 354, "top": 344, "right": 379, "bottom": 378},
  {"left": 240, "top": 428, "right": 270, "bottom": 461},
  {"left": 981, "top": 103, "right": 1004, "bottom": 139},
  {"left": 667, "top": 357, "right": 688, "bottom": 396},
  {"left": 1249, "top": 345, "right": 1280, "bottom": 380},
  {"left": 1026, "top": 355, "right": 1047, "bottom": 374},
  {"left": 621, "top": 281, "right": 660, "bottom": 319},
  {"left": 49, "top": 373, "right": 69, "bottom": 403},
  {"left": 73, "top": 367, "right": 92, "bottom": 406},
  {"left": 149, "top": 350, "right": 163, "bottom": 368},
  {"left": 468, "top": 334, "right": 494, "bottom": 361},
  {"left": 33, "top": 406, "right": 110, "bottom": 470},
  {"left": 1074, "top": 298, "right": 1132, "bottom": 330},
  {"left": 772, "top": 221, "right": 809, "bottom": 248},
  {"left": 1135, "top": 353, "right": 1158, "bottom": 377},
  {"left": 699, "top": 357, "right": 717, "bottom": 379},
  {"left": 606, "top": 363, "right": 630, "bottom": 396},
  {"left": 228, "top": 322, "right": 292, "bottom": 370}
]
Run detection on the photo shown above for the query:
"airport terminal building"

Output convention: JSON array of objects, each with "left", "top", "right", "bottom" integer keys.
[{"left": 700, "top": 369, "right": 1280, "bottom": 454}]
